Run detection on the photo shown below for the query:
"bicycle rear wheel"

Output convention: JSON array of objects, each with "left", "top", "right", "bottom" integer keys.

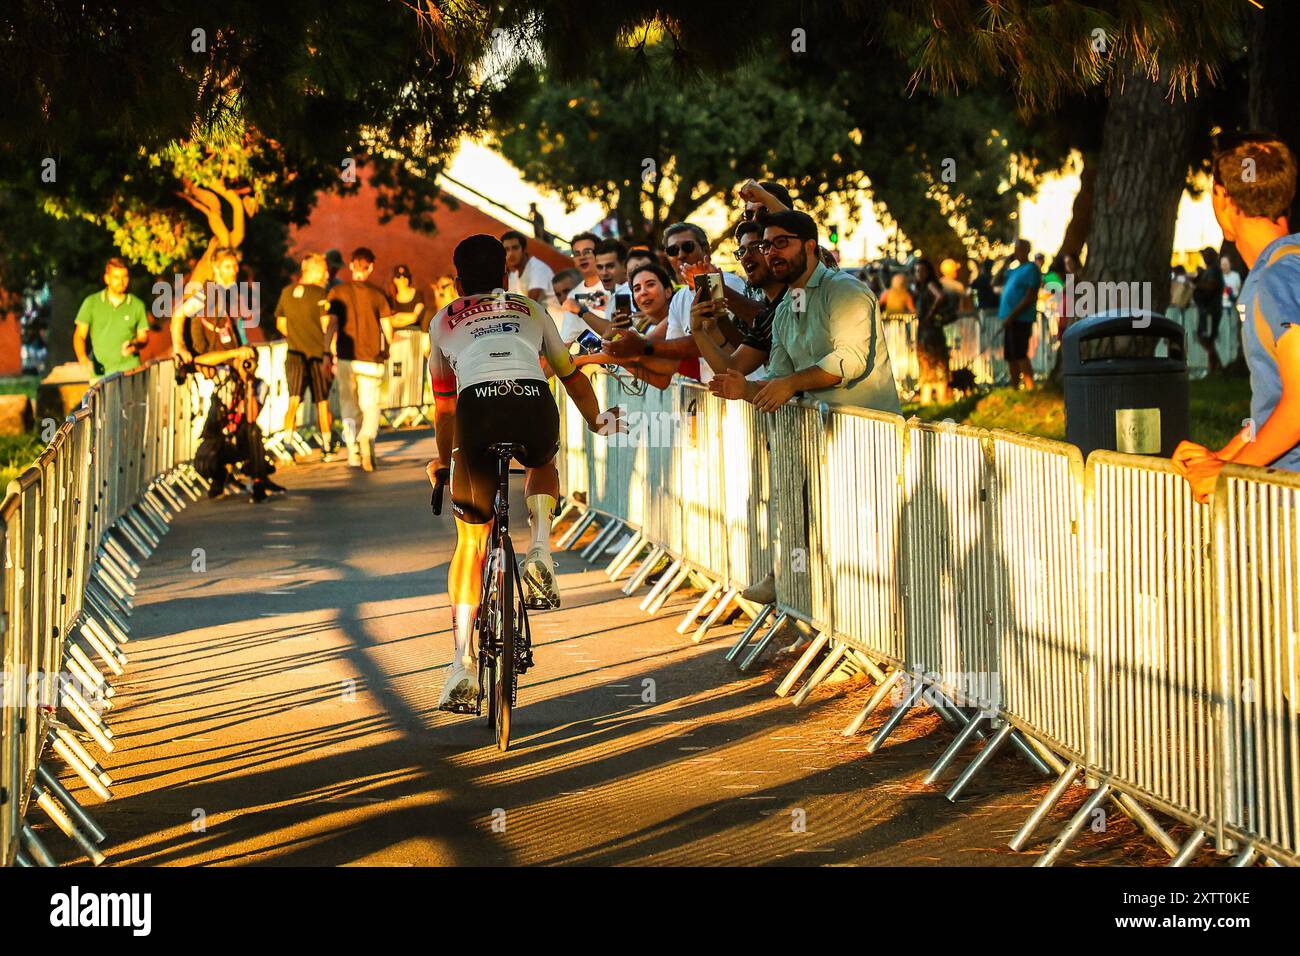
[{"left": 494, "top": 538, "right": 515, "bottom": 752}]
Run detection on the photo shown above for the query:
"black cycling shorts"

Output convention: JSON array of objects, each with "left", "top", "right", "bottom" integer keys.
[
  {"left": 1004, "top": 321, "right": 1034, "bottom": 361},
  {"left": 285, "top": 350, "right": 333, "bottom": 401},
  {"left": 451, "top": 379, "right": 559, "bottom": 524}
]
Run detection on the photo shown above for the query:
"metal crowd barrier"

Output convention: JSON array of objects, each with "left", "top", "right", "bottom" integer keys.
[
  {"left": 1, "top": 359, "right": 206, "bottom": 867},
  {"left": 552, "top": 368, "right": 1299, "bottom": 866}
]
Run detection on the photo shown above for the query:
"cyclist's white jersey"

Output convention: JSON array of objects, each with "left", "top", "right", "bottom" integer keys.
[{"left": 427, "top": 291, "right": 577, "bottom": 397}]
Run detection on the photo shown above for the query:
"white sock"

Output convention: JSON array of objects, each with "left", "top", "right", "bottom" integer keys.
[
  {"left": 527, "top": 494, "right": 557, "bottom": 553},
  {"left": 453, "top": 603, "right": 476, "bottom": 667}
]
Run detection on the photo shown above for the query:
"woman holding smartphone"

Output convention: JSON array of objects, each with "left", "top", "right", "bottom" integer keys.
[{"left": 573, "top": 263, "right": 678, "bottom": 389}]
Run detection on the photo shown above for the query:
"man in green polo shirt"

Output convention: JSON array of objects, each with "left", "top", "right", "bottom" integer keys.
[{"left": 74, "top": 257, "right": 150, "bottom": 380}]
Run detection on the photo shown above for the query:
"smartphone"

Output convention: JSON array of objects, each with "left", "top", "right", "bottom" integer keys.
[
  {"left": 614, "top": 292, "right": 632, "bottom": 314},
  {"left": 695, "top": 272, "right": 725, "bottom": 305},
  {"left": 576, "top": 330, "right": 603, "bottom": 353}
]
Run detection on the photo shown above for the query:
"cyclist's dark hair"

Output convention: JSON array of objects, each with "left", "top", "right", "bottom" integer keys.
[
  {"left": 453, "top": 235, "right": 507, "bottom": 295},
  {"left": 596, "top": 237, "right": 628, "bottom": 262},
  {"left": 500, "top": 229, "right": 528, "bottom": 247},
  {"left": 754, "top": 208, "right": 817, "bottom": 244},
  {"left": 628, "top": 263, "right": 674, "bottom": 291}
]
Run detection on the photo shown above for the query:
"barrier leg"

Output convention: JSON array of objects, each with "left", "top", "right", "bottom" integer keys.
[
  {"left": 85, "top": 590, "right": 130, "bottom": 644},
  {"left": 51, "top": 734, "right": 113, "bottom": 801},
  {"left": 102, "top": 536, "right": 140, "bottom": 579},
  {"left": 1035, "top": 782, "right": 1111, "bottom": 867},
  {"left": 622, "top": 546, "right": 665, "bottom": 596},
  {"left": 581, "top": 518, "right": 623, "bottom": 562},
  {"left": 32, "top": 781, "right": 105, "bottom": 866},
  {"left": 676, "top": 580, "right": 722, "bottom": 634},
  {"left": 552, "top": 500, "right": 575, "bottom": 529},
  {"left": 692, "top": 588, "right": 738, "bottom": 643},
  {"left": 1109, "top": 793, "right": 1178, "bottom": 857},
  {"left": 775, "top": 632, "right": 829, "bottom": 698},
  {"left": 846, "top": 650, "right": 889, "bottom": 684},
  {"left": 556, "top": 511, "right": 596, "bottom": 550},
  {"left": 842, "top": 670, "right": 903, "bottom": 737},
  {"left": 866, "top": 675, "right": 925, "bottom": 754},
  {"left": 790, "top": 640, "right": 848, "bottom": 706},
  {"left": 55, "top": 725, "right": 112, "bottom": 787},
  {"left": 122, "top": 510, "right": 161, "bottom": 550},
  {"left": 923, "top": 713, "right": 988, "bottom": 785},
  {"left": 739, "top": 611, "right": 788, "bottom": 672},
  {"left": 1009, "top": 763, "right": 1081, "bottom": 851},
  {"left": 945, "top": 721, "right": 1013, "bottom": 801},
  {"left": 605, "top": 532, "right": 644, "bottom": 579},
  {"left": 1168, "top": 829, "right": 1208, "bottom": 867},
  {"left": 63, "top": 691, "right": 115, "bottom": 753},
  {"left": 20, "top": 823, "right": 56, "bottom": 867},
  {"left": 725, "top": 604, "right": 773, "bottom": 662},
  {"left": 645, "top": 563, "right": 690, "bottom": 615},
  {"left": 638, "top": 558, "right": 682, "bottom": 611},
  {"left": 1229, "top": 845, "right": 1259, "bottom": 867},
  {"left": 1006, "top": 730, "right": 1054, "bottom": 777},
  {"left": 76, "top": 625, "right": 125, "bottom": 676}
]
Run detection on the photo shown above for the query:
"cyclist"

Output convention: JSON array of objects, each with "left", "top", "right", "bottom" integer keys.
[{"left": 427, "top": 235, "right": 622, "bottom": 711}]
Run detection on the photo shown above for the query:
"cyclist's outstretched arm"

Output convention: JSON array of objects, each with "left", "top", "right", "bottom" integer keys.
[{"left": 539, "top": 305, "right": 620, "bottom": 433}]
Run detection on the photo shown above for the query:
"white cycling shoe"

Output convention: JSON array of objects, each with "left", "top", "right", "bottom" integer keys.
[
  {"left": 437, "top": 656, "right": 479, "bottom": 713},
  {"left": 522, "top": 545, "right": 560, "bottom": 610}
]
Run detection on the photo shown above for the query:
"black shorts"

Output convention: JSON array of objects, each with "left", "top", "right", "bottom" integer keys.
[
  {"left": 451, "top": 379, "right": 560, "bottom": 524},
  {"left": 1004, "top": 322, "right": 1034, "bottom": 361},
  {"left": 285, "top": 350, "right": 333, "bottom": 401}
]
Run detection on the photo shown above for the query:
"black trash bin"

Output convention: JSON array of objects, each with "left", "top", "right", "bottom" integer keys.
[{"left": 1061, "top": 310, "right": 1189, "bottom": 458}]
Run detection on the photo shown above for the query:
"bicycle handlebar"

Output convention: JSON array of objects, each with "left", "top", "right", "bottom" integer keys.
[{"left": 430, "top": 467, "right": 451, "bottom": 515}]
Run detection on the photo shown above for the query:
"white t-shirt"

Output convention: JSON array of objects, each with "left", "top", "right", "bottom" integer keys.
[
  {"left": 665, "top": 270, "right": 749, "bottom": 384},
  {"left": 558, "top": 277, "right": 609, "bottom": 346},
  {"left": 508, "top": 256, "right": 559, "bottom": 312},
  {"left": 1223, "top": 270, "right": 1242, "bottom": 308}
]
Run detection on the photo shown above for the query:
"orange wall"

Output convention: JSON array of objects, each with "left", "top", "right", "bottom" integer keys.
[{"left": 288, "top": 178, "right": 573, "bottom": 296}]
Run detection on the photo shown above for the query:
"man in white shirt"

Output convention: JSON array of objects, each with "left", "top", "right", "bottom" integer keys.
[
  {"left": 559, "top": 231, "right": 614, "bottom": 344},
  {"left": 503, "top": 230, "right": 559, "bottom": 312}
]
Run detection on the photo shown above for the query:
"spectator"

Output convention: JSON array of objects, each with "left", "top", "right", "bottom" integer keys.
[
  {"left": 559, "top": 231, "right": 613, "bottom": 341},
  {"left": 737, "top": 179, "right": 794, "bottom": 220},
  {"left": 1221, "top": 255, "right": 1243, "bottom": 323},
  {"left": 324, "top": 249, "right": 345, "bottom": 289},
  {"left": 1193, "top": 246, "right": 1227, "bottom": 373},
  {"left": 595, "top": 238, "right": 630, "bottom": 294},
  {"left": 913, "top": 258, "right": 952, "bottom": 404},
  {"left": 175, "top": 246, "right": 249, "bottom": 365},
  {"left": 326, "top": 247, "right": 393, "bottom": 472},
  {"left": 1174, "top": 134, "right": 1300, "bottom": 500},
  {"left": 692, "top": 219, "right": 785, "bottom": 380},
  {"left": 998, "top": 239, "right": 1040, "bottom": 390},
  {"left": 74, "top": 257, "right": 149, "bottom": 381},
  {"left": 503, "top": 230, "right": 558, "bottom": 315},
  {"left": 1063, "top": 253, "right": 1081, "bottom": 277},
  {"left": 389, "top": 264, "right": 428, "bottom": 332},
  {"left": 275, "top": 252, "right": 336, "bottom": 459},
  {"left": 710, "top": 208, "right": 900, "bottom": 414},
  {"left": 626, "top": 246, "right": 655, "bottom": 275},
  {"left": 601, "top": 221, "right": 747, "bottom": 383},
  {"left": 574, "top": 262, "right": 678, "bottom": 389},
  {"left": 970, "top": 259, "right": 996, "bottom": 312},
  {"left": 529, "top": 202, "right": 546, "bottom": 240},
  {"left": 186, "top": 281, "right": 280, "bottom": 503},
  {"left": 1170, "top": 264, "right": 1194, "bottom": 317},
  {"left": 551, "top": 267, "right": 581, "bottom": 310},
  {"left": 880, "top": 272, "right": 915, "bottom": 316}
]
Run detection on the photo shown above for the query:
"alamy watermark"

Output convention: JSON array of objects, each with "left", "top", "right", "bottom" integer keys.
[{"left": 1044, "top": 274, "right": 1154, "bottom": 328}]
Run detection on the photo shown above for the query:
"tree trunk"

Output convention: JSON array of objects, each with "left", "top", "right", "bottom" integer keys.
[
  {"left": 1085, "top": 61, "right": 1194, "bottom": 315},
  {"left": 1055, "top": 157, "right": 1096, "bottom": 265}
]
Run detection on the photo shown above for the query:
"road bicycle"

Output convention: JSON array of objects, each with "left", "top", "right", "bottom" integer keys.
[{"left": 431, "top": 443, "right": 536, "bottom": 751}]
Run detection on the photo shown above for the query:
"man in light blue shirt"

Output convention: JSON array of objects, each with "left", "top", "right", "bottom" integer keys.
[
  {"left": 998, "top": 239, "right": 1041, "bottom": 391},
  {"left": 711, "top": 209, "right": 900, "bottom": 413},
  {"left": 1174, "top": 133, "right": 1300, "bottom": 500}
]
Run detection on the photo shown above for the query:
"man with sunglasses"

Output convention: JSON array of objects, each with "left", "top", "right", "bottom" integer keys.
[
  {"left": 711, "top": 209, "right": 899, "bottom": 414},
  {"left": 602, "top": 222, "right": 748, "bottom": 382}
]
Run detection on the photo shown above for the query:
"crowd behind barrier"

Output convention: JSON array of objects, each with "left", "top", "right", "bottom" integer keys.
[
  {"left": 883, "top": 306, "right": 1242, "bottom": 396},
  {"left": 556, "top": 368, "right": 1298, "bottom": 866},
  {"left": 1, "top": 359, "right": 204, "bottom": 867}
]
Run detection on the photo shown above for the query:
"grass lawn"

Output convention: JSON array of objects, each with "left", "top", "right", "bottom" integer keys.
[{"left": 903, "top": 374, "right": 1252, "bottom": 449}]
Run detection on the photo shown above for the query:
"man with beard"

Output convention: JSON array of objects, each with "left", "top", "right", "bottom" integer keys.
[{"left": 711, "top": 209, "right": 899, "bottom": 414}]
